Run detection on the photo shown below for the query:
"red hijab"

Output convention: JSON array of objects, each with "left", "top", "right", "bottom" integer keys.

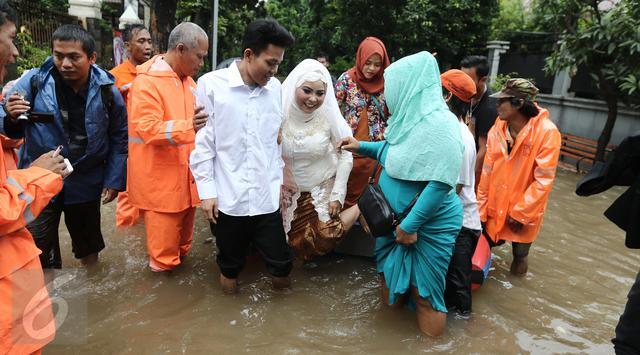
[{"left": 347, "top": 37, "right": 390, "bottom": 94}]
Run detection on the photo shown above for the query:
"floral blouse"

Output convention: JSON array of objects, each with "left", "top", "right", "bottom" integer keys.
[{"left": 335, "top": 72, "right": 387, "bottom": 141}]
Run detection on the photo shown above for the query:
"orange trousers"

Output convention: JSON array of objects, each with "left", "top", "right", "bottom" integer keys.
[
  {"left": 0, "top": 257, "right": 55, "bottom": 354},
  {"left": 142, "top": 207, "right": 195, "bottom": 271},
  {"left": 115, "top": 191, "right": 140, "bottom": 227}
]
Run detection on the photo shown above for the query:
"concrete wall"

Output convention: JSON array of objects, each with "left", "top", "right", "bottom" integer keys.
[{"left": 537, "top": 94, "right": 640, "bottom": 145}]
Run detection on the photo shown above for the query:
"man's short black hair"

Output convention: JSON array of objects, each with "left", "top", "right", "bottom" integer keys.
[
  {"left": 460, "top": 55, "right": 490, "bottom": 78},
  {"left": 0, "top": 0, "right": 17, "bottom": 27},
  {"left": 51, "top": 24, "right": 96, "bottom": 57},
  {"left": 443, "top": 87, "right": 471, "bottom": 119},
  {"left": 316, "top": 51, "right": 329, "bottom": 60},
  {"left": 122, "top": 24, "right": 147, "bottom": 43},
  {"left": 242, "top": 18, "right": 294, "bottom": 57}
]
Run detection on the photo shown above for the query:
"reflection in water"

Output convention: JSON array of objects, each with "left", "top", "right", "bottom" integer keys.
[{"left": 45, "top": 171, "right": 639, "bottom": 353}]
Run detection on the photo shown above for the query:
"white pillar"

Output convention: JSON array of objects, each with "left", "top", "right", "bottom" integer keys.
[
  {"left": 552, "top": 69, "right": 572, "bottom": 96},
  {"left": 119, "top": 5, "right": 142, "bottom": 29},
  {"left": 486, "top": 40, "right": 510, "bottom": 87},
  {"left": 124, "top": 0, "right": 139, "bottom": 15},
  {"left": 68, "top": 0, "right": 102, "bottom": 27}
]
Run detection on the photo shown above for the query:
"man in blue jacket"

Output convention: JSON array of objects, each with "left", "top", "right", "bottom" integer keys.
[{"left": 0, "top": 24, "right": 127, "bottom": 268}]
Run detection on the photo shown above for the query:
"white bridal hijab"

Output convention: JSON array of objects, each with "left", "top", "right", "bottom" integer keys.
[{"left": 281, "top": 59, "right": 352, "bottom": 141}]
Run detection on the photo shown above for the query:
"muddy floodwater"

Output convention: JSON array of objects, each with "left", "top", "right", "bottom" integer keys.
[{"left": 44, "top": 170, "right": 639, "bottom": 354}]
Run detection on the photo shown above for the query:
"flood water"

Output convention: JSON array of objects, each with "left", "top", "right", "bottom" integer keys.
[{"left": 44, "top": 170, "right": 639, "bottom": 354}]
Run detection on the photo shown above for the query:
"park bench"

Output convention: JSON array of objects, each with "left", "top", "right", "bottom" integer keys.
[{"left": 559, "top": 133, "right": 616, "bottom": 173}]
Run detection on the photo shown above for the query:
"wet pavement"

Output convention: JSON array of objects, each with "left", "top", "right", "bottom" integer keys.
[{"left": 44, "top": 170, "right": 639, "bottom": 354}]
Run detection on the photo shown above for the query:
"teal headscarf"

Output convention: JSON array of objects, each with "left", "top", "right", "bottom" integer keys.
[{"left": 383, "top": 51, "right": 463, "bottom": 187}]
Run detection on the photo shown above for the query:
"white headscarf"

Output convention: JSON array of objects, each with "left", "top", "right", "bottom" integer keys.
[{"left": 281, "top": 59, "right": 352, "bottom": 140}]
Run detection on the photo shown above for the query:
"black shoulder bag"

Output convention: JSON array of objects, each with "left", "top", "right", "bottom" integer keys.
[{"left": 357, "top": 142, "right": 421, "bottom": 237}]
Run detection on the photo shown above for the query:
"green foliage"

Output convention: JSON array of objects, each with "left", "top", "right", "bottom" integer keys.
[
  {"left": 15, "top": 32, "right": 49, "bottom": 74},
  {"left": 263, "top": 0, "right": 497, "bottom": 75},
  {"left": 490, "top": 72, "right": 536, "bottom": 92},
  {"left": 544, "top": 0, "right": 640, "bottom": 105},
  {"left": 32, "top": 0, "right": 69, "bottom": 10},
  {"left": 490, "top": 0, "right": 535, "bottom": 40},
  {"left": 175, "top": 0, "right": 266, "bottom": 73}
]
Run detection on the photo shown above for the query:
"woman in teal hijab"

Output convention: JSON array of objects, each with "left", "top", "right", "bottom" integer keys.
[{"left": 339, "top": 51, "right": 463, "bottom": 336}]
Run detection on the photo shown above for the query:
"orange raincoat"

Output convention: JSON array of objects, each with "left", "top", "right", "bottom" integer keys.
[
  {"left": 0, "top": 135, "right": 21, "bottom": 172},
  {"left": 110, "top": 59, "right": 137, "bottom": 102},
  {"left": 477, "top": 107, "right": 561, "bottom": 244},
  {"left": 0, "top": 150, "right": 62, "bottom": 353},
  {"left": 110, "top": 60, "right": 140, "bottom": 227},
  {"left": 127, "top": 55, "right": 199, "bottom": 270}
]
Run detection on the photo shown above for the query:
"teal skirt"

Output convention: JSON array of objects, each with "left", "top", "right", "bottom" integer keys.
[{"left": 375, "top": 178, "right": 462, "bottom": 313}]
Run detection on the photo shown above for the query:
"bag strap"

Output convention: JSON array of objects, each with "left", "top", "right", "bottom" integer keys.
[
  {"left": 370, "top": 95, "right": 386, "bottom": 121},
  {"left": 29, "top": 74, "right": 40, "bottom": 106},
  {"left": 392, "top": 186, "right": 424, "bottom": 227},
  {"left": 368, "top": 141, "right": 388, "bottom": 183},
  {"left": 100, "top": 84, "right": 114, "bottom": 116}
]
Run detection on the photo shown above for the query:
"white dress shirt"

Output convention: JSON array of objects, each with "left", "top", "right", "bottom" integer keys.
[
  {"left": 189, "top": 61, "right": 284, "bottom": 216},
  {"left": 457, "top": 120, "right": 482, "bottom": 230}
]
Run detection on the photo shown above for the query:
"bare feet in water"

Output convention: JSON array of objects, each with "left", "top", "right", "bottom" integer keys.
[{"left": 220, "top": 274, "right": 238, "bottom": 294}]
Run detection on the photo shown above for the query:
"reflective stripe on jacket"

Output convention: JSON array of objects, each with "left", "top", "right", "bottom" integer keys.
[
  {"left": 127, "top": 55, "right": 199, "bottom": 212},
  {"left": 110, "top": 59, "right": 137, "bottom": 103},
  {"left": 0, "top": 152, "right": 63, "bottom": 279},
  {"left": 477, "top": 107, "right": 561, "bottom": 244}
]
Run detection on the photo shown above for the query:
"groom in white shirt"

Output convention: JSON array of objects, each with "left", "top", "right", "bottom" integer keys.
[{"left": 190, "top": 19, "right": 295, "bottom": 294}]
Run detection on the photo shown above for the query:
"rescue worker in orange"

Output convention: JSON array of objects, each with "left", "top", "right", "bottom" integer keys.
[
  {"left": 127, "top": 22, "right": 208, "bottom": 272},
  {"left": 110, "top": 24, "right": 152, "bottom": 227},
  {"left": 477, "top": 78, "right": 561, "bottom": 275},
  {"left": 0, "top": 2, "right": 69, "bottom": 352}
]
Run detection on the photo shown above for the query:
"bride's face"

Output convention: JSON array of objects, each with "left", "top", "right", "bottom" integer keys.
[{"left": 295, "top": 80, "right": 326, "bottom": 113}]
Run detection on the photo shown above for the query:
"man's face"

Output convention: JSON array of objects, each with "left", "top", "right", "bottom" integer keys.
[
  {"left": 461, "top": 66, "right": 487, "bottom": 96},
  {"left": 126, "top": 28, "right": 152, "bottom": 65},
  {"left": 245, "top": 44, "right": 284, "bottom": 87},
  {"left": 52, "top": 40, "right": 95, "bottom": 86},
  {"left": 0, "top": 21, "right": 18, "bottom": 80},
  {"left": 177, "top": 36, "right": 208, "bottom": 78},
  {"left": 317, "top": 56, "right": 329, "bottom": 68},
  {"left": 496, "top": 98, "right": 519, "bottom": 122}
]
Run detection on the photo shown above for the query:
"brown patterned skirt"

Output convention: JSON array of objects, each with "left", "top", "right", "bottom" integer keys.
[{"left": 288, "top": 192, "right": 345, "bottom": 261}]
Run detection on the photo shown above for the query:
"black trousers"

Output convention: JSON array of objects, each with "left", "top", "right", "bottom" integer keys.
[
  {"left": 211, "top": 210, "right": 293, "bottom": 279},
  {"left": 27, "top": 196, "right": 104, "bottom": 269},
  {"left": 613, "top": 270, "right": 640, "bottom": 354},
  {"left": 445, "top": 227, "right": 481, "bottom": 313}
]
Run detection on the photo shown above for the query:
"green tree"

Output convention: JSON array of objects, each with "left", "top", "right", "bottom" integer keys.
[
  {"left": 544, "top": 0, "right": 640, "bottom": 161},
  {"left": 173, "top": 0, "right": 266, "bottom": 73},
  {"left": 265, "top": 0, "right": 497, "bottom": 74},
  {"left": 490, "top": 0, "right": 535, "bottom": 40},
  {"left": 30, "top": 0, "right": 68, "bottom": 10}
]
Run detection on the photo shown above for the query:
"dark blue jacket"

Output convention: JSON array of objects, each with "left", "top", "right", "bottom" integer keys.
[{"left": 0, "top": 57, "right": 128, "bottom": 204}]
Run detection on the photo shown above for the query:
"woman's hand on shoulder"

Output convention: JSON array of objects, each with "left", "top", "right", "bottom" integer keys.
[{"left": 337, "top": 136, "right": 360, "bottom": 153}]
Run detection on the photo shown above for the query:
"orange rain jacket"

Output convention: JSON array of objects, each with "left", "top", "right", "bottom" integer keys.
[
  {"left": 0, "top": 149, "right": 62, "bottom": 352},
  {"left": 110, "top": 59, "right": 137, "bottom": 103},
  {"left": 0, "top": 135, "right": 21, "bottom": 172},
  {"left": 477, "top": 107, "right": 561, "bottom": 244},
  {"left": 110, "top": 60, "right": 141, "bottom": 227},
  {"left": 127, "top": 55, "right": 199, "bottom": 212}
]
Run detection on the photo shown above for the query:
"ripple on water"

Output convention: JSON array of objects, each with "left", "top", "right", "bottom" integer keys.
[{"left": 44, "top": 171, "right": 639, "bottom": 354}]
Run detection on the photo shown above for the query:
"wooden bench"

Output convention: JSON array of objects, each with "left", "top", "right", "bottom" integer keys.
[{"left": 559, "top": 133, "right": 615, "bottom": 173}]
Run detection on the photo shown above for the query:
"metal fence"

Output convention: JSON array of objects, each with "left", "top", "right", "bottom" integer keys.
[{"left": 9, "top": 0, "right": 81, "bottom": 47}]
